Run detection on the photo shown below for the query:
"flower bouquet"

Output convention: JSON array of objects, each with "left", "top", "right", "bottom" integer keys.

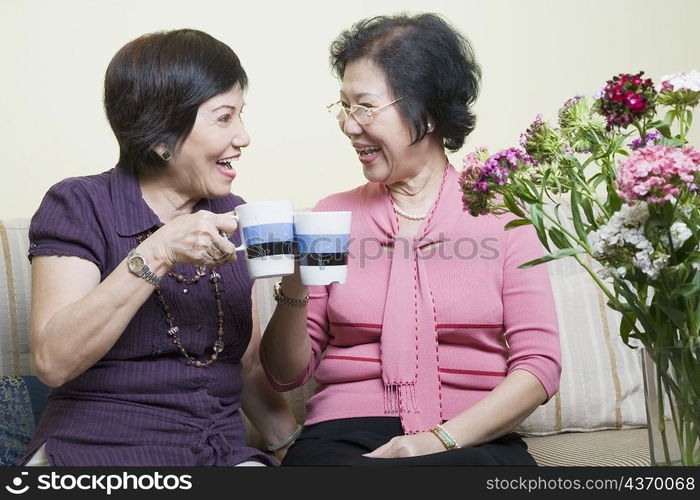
[{"left": 460, "top": 70, "right": 700, "bottom": 465}]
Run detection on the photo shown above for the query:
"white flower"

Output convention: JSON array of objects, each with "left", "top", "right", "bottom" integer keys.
[
  {"left": 589, "top": 203, "right": 672, "bottom": 279},
  {"left": 660, "top": 70, "right": 700, "bottom": 92},
  {"left": 660, "top": 222, "right": 693, "bottom": 248}
]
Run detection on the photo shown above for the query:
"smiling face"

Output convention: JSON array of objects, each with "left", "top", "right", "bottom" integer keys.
[
  {"left": 338, "top": 58, "right": 439, "bottom": 185},
  {"left": 163, "top": 83, "right": 249, "bottom": 200}
]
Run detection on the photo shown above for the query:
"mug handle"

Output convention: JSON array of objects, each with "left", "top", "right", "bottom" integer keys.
[{"left": 230, "top": 214, "right": 246, "bottom": 252}]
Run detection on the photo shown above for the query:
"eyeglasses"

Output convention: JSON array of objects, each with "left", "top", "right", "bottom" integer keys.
[{"left": 326, "top": 96, "right": 405, "bottom": 125}]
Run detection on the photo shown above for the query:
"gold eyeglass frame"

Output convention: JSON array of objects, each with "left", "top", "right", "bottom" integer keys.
[{"left": 326, "top": 96, "right": 406, "bottom": 125}]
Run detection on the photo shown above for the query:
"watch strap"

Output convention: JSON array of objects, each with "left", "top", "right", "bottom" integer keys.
[
  {"left": 138, "top": 267, "right": 161, "bottom": 287},
  {"left": 273, "top": 280, "right": 309, "bottom": 308}
]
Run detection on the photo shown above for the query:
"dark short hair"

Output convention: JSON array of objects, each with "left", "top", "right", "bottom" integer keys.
[
  {"left": 330, "top": 13, "right": 481, "bottom": 152},
  {"left": 104, "top": 29, "right": 248, "bottom": 174}
]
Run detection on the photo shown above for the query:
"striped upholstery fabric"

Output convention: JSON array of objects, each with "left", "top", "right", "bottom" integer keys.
[
  {"left": 0, "top": 219, "right": 33, "bottom": 377},
  {"left": 524, "top": 428, "right": 650, "bottom": 466},
  {"left": 516, "top": 255, "right": 647, "bottom": 436}
]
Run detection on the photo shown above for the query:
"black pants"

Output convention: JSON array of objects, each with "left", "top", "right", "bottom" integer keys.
[{"left": 282, "top": 417, "right": 537, "bottom": 466}]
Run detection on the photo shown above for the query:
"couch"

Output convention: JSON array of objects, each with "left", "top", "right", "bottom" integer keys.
[{"left": 1, "top": 217, "right": 650, "bottom": 466}]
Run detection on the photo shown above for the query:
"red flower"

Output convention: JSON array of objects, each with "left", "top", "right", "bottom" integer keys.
[
  {"left": 625, "top": 92, "right": 646, "bottom": 112},
  {"left": 596, "top": 71, "right": 657, "bottom": 130}
]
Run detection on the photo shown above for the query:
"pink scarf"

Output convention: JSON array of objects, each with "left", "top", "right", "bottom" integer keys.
[{"left": 360, "top": 163, "right": 461, "bottom": 434}]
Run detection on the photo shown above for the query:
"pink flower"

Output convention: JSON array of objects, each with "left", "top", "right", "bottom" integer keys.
[
  {"left": 617, "top": 144, "right": 700, "bottom": 204},
  {"left": 459, "top": 147, "right": 532, "bottom": 216},
  {"left": 660, "top": 70, "right": 700, "bottom": 92}
]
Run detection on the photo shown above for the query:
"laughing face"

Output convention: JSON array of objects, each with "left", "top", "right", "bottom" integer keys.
[
  {"left": 338, "top": 58, "right": 435, "bottom": 185},
  {"left": 164, "top": 83, "right": 249, "bottom": 199}
]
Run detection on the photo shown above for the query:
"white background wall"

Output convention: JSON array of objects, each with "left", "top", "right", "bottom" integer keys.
[{"left": 1, "top": 0, "right": 699, "bottom": 218}]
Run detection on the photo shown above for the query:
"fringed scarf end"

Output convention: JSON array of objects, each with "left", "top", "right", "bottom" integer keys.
[{"left": 384, "top": 383, "right": 418, "bottom": 415}]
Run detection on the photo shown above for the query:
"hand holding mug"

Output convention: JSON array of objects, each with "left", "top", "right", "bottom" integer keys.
[{"left": 139, "top": 210, "right": 240, "bottom": 268}]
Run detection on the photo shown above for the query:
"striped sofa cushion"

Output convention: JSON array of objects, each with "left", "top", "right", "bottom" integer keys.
[
  {"left": 0, "top": 219, "right": 32, "bottom": 377},
  {"left": 516, "top": 254, "right": 647, "bottom": 435},
  {"left": 524, "top": 428, "right": 649, "bottom": 466}
]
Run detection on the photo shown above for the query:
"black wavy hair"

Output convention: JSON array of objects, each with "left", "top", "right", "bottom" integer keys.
[
  {"left": 330, "top": 13, "right": 481, "bottom": 151},
  {"left": 104, "top": 29, "right": 248, "bottom": 174}
]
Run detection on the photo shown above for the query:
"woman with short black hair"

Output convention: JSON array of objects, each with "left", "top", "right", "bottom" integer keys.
[
  {"left": 261, "top": 13, "right": 561, "bottom": 466},
  {"left": 21, "top": 29, "right": 297, "bottom": 466}
]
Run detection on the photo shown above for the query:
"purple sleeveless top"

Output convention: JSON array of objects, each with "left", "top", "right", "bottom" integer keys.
[{"left": 20, "top": 167, "right": 275, "bottom": 466}]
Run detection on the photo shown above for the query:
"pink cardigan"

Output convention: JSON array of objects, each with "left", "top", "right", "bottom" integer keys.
[{"left": 262, "top": 173, "right": 561, "bottom": 428}]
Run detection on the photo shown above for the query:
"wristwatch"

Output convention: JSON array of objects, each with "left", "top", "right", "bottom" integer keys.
[
  {"left": 126, "top": 249, "right": 161, "bottom": 287},
  {"left": 273, "top": 280, "right": 309, "bottom": 308}
]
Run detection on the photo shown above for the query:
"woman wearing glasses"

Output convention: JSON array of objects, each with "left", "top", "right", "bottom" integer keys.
[{"left": 261, "top": 13, "right": 561, "bottom": 465}]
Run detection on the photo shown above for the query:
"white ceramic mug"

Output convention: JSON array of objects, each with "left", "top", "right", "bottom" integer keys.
[
  {"left": 293, "top": 211, "right": 352, "bottom": 285},
  {"left": 232, "top": 200, "right": 295, "bottom": 279}
]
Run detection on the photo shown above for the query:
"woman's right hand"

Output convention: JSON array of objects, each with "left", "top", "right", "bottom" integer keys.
[{"left": 138, "top": 210, "right": 241, "bottom": 269}]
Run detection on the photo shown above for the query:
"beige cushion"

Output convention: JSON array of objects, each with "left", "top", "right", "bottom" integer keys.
[
  {"left": 516, "top": 255, "right": 647, "bottom": 436},
  {"left": 0, "top": 219, "right": 33, "bottom": 377}
]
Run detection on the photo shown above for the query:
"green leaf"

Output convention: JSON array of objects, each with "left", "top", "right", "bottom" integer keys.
[
  {"left": 548, "top": 227, "right": 571, "bottom": 249},
  {"left": 676, "top": 234, "right": 698, "bottom": 260},
  {"left": 502, "top": 191, "right": 525, "bottom": 218},
  {"left": 676, "top": 282, "right": 700, "bottom": 298},
  {"left": 644, "top": 211, "right": 668, "bottom": 237},
  {"left": 528, "top": 204, "right": 551, "bottom": 252},
  {"left": 613, "top": 280, "right": 655, "bottom": 335},
  {"left": 520, "top": 178, "right": 541, "bottom": 203},
  {"left": 656, "top": 121, "right": 673, "bottom": 139},
  {"left": 539, "top": 169, "right": 552, "bottom": 198},
  {"left": 518, "top": 248, "right": 582, "bottom": 268},
  {"left": 580, "top": 155, "right": 598, "bottom": 170},
  {"left": 579, "top": 195, "right": 597, "bottom": 227},
  {"left": 660, "top": 305, "right": 687, "bottom": 329},
  {"left": 590, "top": 172, "right": 607, "bottom": 190},
  {"left": 606, "top": 184, "right": 622, "bottom": 212},
  {"left": 661, "top": 137, "right": 686, "bottom": 147},
  {"left": 676, "top": 272, "right": 700, "bottom": 298},
  {"left": 569, "top": 189, "right": 588, "bottom": 242},
  {"left": 504, "top": 218, "right": 532, "bottom": 230},
  {"left": 618, "top": 314, "right": 636, "bottom": 345}
]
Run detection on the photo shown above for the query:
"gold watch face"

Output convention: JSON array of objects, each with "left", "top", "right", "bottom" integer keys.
[{"left": 128, "top": 254, "right": 146, "bottom": 274}]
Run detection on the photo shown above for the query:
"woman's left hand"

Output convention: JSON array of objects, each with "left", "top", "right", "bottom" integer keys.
[{"left": 363, "top": 431, "right": 445, "bottom": 459}]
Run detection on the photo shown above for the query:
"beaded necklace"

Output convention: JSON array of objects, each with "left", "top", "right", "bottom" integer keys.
[
  {"left": 392, "top": 203, "right": 428, "bottom": 221},
  {"left": 136, "top": 231, "right": 224, "bottom": 368}
]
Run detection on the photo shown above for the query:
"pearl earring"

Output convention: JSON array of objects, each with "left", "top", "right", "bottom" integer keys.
[{"left": 427, "top": 122, "right": 434, "bottom": 133}]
